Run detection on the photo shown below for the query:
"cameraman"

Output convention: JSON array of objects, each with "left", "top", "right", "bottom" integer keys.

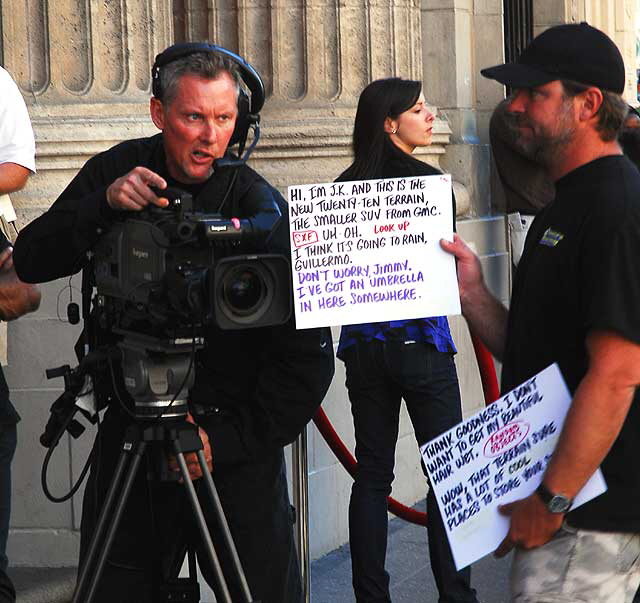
[{"left": 12, "top": 46, "right": 334, "bottom": 603}]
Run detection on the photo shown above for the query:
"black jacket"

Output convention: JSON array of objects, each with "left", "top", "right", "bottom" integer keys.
[{"left": 13, "top": 134, "right": 335, "bottom": 464}]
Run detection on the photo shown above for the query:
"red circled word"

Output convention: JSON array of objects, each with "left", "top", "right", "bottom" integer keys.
[{"left": 483, "top": 420, "right": 530, "bottom": 458}]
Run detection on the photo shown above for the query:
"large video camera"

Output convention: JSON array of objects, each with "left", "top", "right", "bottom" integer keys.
[{"left": 92, "top": 187, "right": 292, "bottom": 340}]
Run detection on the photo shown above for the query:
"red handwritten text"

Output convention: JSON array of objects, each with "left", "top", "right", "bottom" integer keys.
[
  {"left": 483, "top": 420, "right": 530, "bottom": 458},
  {"left": 292, "top": 230, "right": 319, "bottom": 249}
]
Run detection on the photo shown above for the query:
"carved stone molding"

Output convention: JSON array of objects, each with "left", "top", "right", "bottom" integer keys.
[
  {"left": 1, "top": 0, "right": 173, "bottom": 216},
  {"left": 175, "top": 0, "right": 423, "bottom": 104},
  {"left": 1, "top": 0, "right": 462, "bottom": 218},
  {"left": 1, "top": 0, "right": 172, "bottom": 112}
]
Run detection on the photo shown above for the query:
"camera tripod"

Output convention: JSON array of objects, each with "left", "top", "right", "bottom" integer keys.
[
  {"left": 71, "top": 339, "right": 259, "bottom": 603},
  {"left": 72, "top": 419, "right": 257, "bottom": 603}
]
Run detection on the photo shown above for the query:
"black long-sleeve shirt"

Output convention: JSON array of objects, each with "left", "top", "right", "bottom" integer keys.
[{"left": 14, "top": 134, "right": 335, "bottom": 464}]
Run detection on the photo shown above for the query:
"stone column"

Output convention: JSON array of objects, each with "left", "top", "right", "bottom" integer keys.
[
  {"left": 1, "top": 0, "right": 173, "bottom": 224},
  {"left": 422, "top": 0, "right": 504, "bottom": 217}
]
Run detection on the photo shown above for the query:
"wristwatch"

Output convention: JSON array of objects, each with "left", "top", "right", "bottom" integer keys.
[{"left": 536, "top": 482, "right": 572, "bottom": 513}]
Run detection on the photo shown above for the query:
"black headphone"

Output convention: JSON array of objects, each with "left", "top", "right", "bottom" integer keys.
[{"left": 151, "top": 42, "right": 265, "bottom": 154}]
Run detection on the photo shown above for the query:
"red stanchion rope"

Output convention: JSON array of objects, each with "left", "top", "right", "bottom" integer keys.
[
  {"left": 311, "top": 332, "right": 500, "bottom": 527},
  {"left": 469, "top": 332, "right": 500, "bottom": 407}
]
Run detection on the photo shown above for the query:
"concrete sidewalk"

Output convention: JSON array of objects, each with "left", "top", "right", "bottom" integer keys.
[
  {"left": 311, "top": 501, "right": 511, "bottom": 603},
  {"left": 11, "top": 567, "right": 75, "bottom": 603},
  {"left": 11, "top": 501, "right": 511, "bottom": 602}
]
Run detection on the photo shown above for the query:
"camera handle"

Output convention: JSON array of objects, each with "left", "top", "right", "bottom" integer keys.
[
  {"left": 40, "top": 369, "right": 86, "bottom": 448},
  {"left": 41, "top": 348, "right": 122, "bottom": 448},
  {"left": 72, "top": 420, "right": 259, "bottom": 603}
]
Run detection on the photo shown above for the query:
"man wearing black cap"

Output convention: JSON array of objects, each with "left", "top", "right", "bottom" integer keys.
[{"left": 442, "top": 23, "right": 640, "bottom": 601}]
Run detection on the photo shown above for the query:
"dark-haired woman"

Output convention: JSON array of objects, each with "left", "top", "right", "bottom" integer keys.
[{"left": 336, "top": 78, "right": 479, "bottom": 603}]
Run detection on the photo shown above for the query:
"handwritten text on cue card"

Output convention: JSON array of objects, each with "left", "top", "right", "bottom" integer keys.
[
  {"left": 288, "top": 175, "right": 460, "bottom": 328},
  {"left": 421, "top": 363, "right": 607, "bottom": 570}
]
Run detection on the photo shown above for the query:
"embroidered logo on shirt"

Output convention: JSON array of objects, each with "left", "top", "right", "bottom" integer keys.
[{"left": 539, "top": 228, "right": 564, "bottom": 247}]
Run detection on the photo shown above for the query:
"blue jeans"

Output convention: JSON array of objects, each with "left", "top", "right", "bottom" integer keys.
[
  {"left": 0, "top": 423, "right": 16, "bottom": 574},
  {"left": 343, "top": 338, "right": 478, "bottom": 603}
]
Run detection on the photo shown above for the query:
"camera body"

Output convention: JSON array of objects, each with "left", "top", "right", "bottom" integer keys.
[{"left": 92, "top": 188, "right": 292, "bottom": 342}]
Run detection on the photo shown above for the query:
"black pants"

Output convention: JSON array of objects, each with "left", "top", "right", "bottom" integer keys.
[
  {"left": 78, "top": 408, "right": 301, "bottom": 603},
  {"left": 0, "top": 423, "right": 16, "bottom": 574},
  {"left": 343, "top": 338, "right": 478, "bottom": 603},
  {"left": 0, "top": 567, "right": 14, "bottom": 603}
]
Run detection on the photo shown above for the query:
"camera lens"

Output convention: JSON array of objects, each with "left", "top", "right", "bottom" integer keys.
[
  {"left": 223, "top": 266, "right": 265, "bottom": 315},
  {"left": 213, "top": 255, "right": 291, "bottom": 330}
]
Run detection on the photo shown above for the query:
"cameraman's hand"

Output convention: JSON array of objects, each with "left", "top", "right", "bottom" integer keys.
[
  {"left": 169, "top": 413, "right": 213, "bottom": 482},
  {"left": 106, "top": 167, "right": 169, "bottom": 211},
  {"left": 0, "top": 246, "right": 40, "bottom": 320}
]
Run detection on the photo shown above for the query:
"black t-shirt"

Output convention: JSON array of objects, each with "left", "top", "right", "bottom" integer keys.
[{"left": 502, "top": 155, "right": 640, "bottom": 531}]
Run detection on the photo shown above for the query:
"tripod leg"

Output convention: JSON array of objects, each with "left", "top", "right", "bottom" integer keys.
[
  {"left": 173, "top": 447, "right": 234, "bottom": 603},
  {"left": 82, "top": 440, "right": 147, "bottom": 603},
  {"left": 196, "top": 450, "right": 255, "bottom": 602},
  {"left": 73, "top": 436, "right": 138, "bottom": 603}
]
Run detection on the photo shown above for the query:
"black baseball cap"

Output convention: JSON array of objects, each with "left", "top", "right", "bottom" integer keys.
[{"left": 481, "top": 22, "right": 625, "bottom": 94}]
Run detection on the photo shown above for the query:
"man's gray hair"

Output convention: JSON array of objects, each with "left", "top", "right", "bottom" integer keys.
[{"left": 157, "top": 51, "right": 241, "bottom": 106}]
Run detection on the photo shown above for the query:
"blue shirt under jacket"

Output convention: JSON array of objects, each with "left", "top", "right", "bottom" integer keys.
[{"left": 337, "top": 317, "right": 456, "bottom": 360}]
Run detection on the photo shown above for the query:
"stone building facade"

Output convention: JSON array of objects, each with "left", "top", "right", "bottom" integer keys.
[{"left": 0, "top": 0, "right": 636, "bottom": 567}]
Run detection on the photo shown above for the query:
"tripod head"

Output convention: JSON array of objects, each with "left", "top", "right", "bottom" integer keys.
[{"left": 116, "top": 332, "right": 201, "bottom": 420}]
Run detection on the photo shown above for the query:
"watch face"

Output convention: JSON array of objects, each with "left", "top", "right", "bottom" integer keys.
[{"left": 548, "top": 495, "right": 571, "bottom": 513}]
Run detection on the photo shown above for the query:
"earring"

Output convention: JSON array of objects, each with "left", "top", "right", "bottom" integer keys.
[{"left": 391, "top": 127, "right": 397, "bottom": 134}]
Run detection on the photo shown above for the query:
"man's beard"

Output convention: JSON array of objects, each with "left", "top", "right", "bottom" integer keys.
[{"left": 510, "top": 103, "right": 576, "bottom": 168}]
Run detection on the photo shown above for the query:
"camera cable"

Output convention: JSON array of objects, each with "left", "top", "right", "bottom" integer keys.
[{"left": 41, "top": 385, "right": 97, "bottom": 503}]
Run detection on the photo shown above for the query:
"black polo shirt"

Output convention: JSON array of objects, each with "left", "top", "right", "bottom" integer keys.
[{"left": 502, "top": 155, "right": 640, "bottom": 532}]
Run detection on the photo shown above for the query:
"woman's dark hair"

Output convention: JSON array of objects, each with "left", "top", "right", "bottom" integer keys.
[{"left": 339, "top": 78, "right": 423, "bottom": 181}]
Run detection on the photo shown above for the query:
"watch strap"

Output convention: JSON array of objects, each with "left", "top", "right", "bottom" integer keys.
[{"left": 536, "top": 482, "right": 572, "bottom": 513}]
